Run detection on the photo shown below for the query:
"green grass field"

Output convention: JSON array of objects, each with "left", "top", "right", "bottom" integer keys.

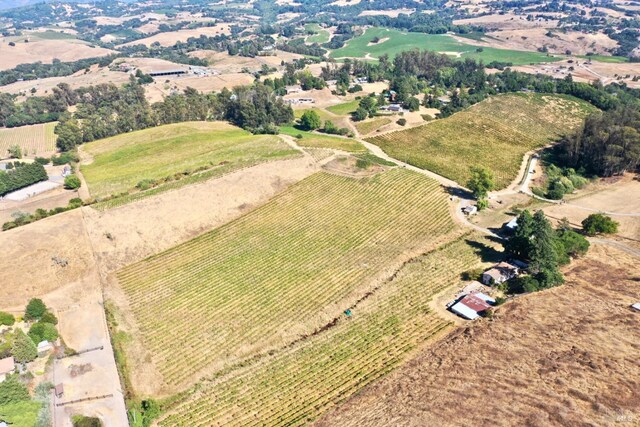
[
  {"left": 367, "top": 93, "right": 597, "bottom": 189},
  {"left": 326, "top": 100, "right": 359, "bottom": 116},
  {"left": 117, "top": 169, "right": 459, "bottom": 391},
  {"left": 577, "top": 54, "right": 629, "bottom": 63},
  {"left": 305, "top": 23, "right": 331, "bottom": 44},
  {"left": 81, "top": 122, "right": 297, "bottom": 198},
  {"left": 0, "top": 122, "right": 57, "bottom": 157},
  {"left": 331, "top": 27, "right": 562, "bottom": 65},
  {"left": 280, "top": 125, "right": 365, "bottom": 152},
  {"left": 158, "top": 233, "right": 494, "bottom": 426},
  {"left": 355, "top": 117, "right": 392, "bottom": 135}
]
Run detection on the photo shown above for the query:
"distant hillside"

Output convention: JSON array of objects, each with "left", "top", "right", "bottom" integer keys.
[{"left": 0, "top": 0, "right": 78, "bottom": 11}]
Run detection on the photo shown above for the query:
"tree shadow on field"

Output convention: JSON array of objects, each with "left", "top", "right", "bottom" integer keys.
[
  {"left": 465, "top": 238, "right": 503, "bottom": 264},
  {"left": 443, "top": 185, "right": 473, "bottom": 200}
]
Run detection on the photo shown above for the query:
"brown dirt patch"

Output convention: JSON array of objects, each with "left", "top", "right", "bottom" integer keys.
[
  {"left": 483, "top": 28, "right": 618, "bottom": 56},
  {"left": 453, "top": 13, "right": 558, "bottom": 30},
  {"left": 315, "top": 243, "right": 640, "bottom": 427},
  {"left": 0, "top": 38, "right": 115, "bottom": 71},
  {"left": 118, "top": 25, "right": 233, "bottom": 48},
  {"left": 0, "top": 209, "right": 96, "bottom": 308}
]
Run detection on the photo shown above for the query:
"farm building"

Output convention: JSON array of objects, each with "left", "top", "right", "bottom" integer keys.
[
  {"left": 450, "top": 293, "right": 495, "bottom": 320},
  {"left": 462, "top": 205, "right": 478, "bottom": 216},
  {"left": 504, "top": 217, "right": 518, "bottom": 232},
  {"left": 148, "top": 69, "right": 187, "bottom": 77},
  {"left": 632, "top": 303, "right": 640, "bottom": 312},
  {"left": 284, "top": 98, "right": 315, "bottom": 105},
  {"left": 55, "top": 383, "right": 64, "bottom": 398},
  {"left": 37, "top": 340, "right": 53, "bottom": 357},
  {"left": 482, "top": 262, "right": 519, "bottom": 285},
  {"left": 0, "top": 357, "right": 15, "bottom": 382},
  {"left": 285, "top": 85, "right": 303, "bottom": 94}
]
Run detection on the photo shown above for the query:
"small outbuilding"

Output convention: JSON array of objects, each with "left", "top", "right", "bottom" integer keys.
[
  {"left": 0, "top": 357, "right": 15, "bottom": 382},
  {"left": 450, "top": 294, "right": 492, "bottom": 320},
  {"left": 504, "top": 217, "right": 518, "bottom": 232},
  {"left": 37, "top": 340, "right": 53, "bottom": 357},
  {"left": 462, "top": 205, "right": 478, "bottom": 216},
  {"left": 631, "top": 303, "right": 640, "bottom": 312},
  {"left": 55, "top": 383, "right": 64, "bottom": 398}
]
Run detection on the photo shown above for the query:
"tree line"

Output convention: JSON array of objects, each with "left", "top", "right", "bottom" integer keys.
[
  {"left": 54, "top": 77, "right": 294, "bottom": 151},
  {"left": 0, "top": 162, "right": 48, "bottom": 196}
]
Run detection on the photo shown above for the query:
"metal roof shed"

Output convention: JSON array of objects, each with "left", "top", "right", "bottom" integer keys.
[{"left": 450, "top": 302, "right": 480, "bottom": 320}]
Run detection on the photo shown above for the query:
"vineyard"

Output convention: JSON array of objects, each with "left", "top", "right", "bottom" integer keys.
[
  {"left": 0, "top": 122, "right": 57, "bottom": 157},
  {"left": 157, "top": 234, "right": 490, "bottom": 426},
  {"left": 81, "top": 122, "right": 297, "bottom": 198},
  {"left": 116, "top": 169, "right": 459, "bottom": 393},
  {"left": 367, "top": 93, "right": 596, "bottom": 189}
]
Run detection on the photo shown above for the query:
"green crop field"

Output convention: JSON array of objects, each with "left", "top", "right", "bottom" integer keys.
[
  {"left": 117, "top": 169, "right": 459, "bottom": 391},
  {"left": 279, "top": 125, "right": 365, "bottom": 152},
  {"left": 577, "top": 54, "right": 629, "bottom": 63},
  {"left": 81, "top": 122, "right": 297, "bottom": 198},
  {"left": 157, "top": 234, "right": 492, "bottom": 426},
  {"left": 326, "top": 100, "right": 359, "bottom": 116},
  {"left": 355, "top": 117, "right": 392, "bottom": 135},
  {"left": 367, "top": 93, "right": 597, "bottom": 189},
  {"left": 0, "top": 122, "right": 57, "bottom": 157},
  {"left": 330, "top": 27, "right": 562, "bottom": 65},
  {"left": 305, "top": 23, "right": 330, "bottom": 44}
]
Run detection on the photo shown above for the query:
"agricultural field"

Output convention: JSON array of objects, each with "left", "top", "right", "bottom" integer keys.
[
  {"left": 355, "top": 117, "right": 393, "bottom": 136},
  {"left": 81, "top": 122, "right": 297, "bottom": 198},
  {"left": 115, "top": 169, "right": 461, "bottom": 394},
  {"left": 367, "top": 93, "right": 597, "bottom": 189},
  {"left": 0, "top": 122, "right": 57, "bottom": 157},
  {"left": 279, "top": 126, "right": 365, "bottom": 152},
  {"left": 157, "top": 234, "right": 490, "bottom": 425},
  {"left": 305, "top": 23, "right": 331, "bottom": 44},
  {"left": 325, "top": 100, "right": 359, "bottom": 116},
  {"left": 330, "top": 27, "right": 562, "bottom": 65}
]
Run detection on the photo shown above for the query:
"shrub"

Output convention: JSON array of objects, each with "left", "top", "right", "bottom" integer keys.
[
  {"left": 28, "top": 322, "right": 58, "bottom": 344},
  {"left": 582, "top": 213, "right": 619, "bottom": 235},
  {"left": 557, "top": 229, "right": 590, "bottom": 258},
  {"left": 397, "top": 118, "right": 407, "bottom": 126},
  {"left": 0, "top": 311, "right": 15, "bottom": 326},
  {"left": 34, "top": 157, "right": 50, "bottom": 165},
  {"left": 51, "top": 152, "right": 79, "bottom": 165},
  {"left": 11, "top": 329, "right": 37, "bottom": 363},
  {"left": 25, "top": 298, "right": 47, "bottom": 320},
  {"left": 72, "top": 415, "right": 103, "bottom": 427},
  {"left": 136, "top": 179, "right": 154, "bottom": 191},
  {"left": 64, "top": 175, "right": 81, "bottom": 190},
  {"left": 8, "top": 144, "right": 22, "bottom": 159},
  {"left": 40, "top": 310, "right": 58, "bottom": 325},
  {"left": 0, "top": 375, "right": 29, "bottom": 405}
]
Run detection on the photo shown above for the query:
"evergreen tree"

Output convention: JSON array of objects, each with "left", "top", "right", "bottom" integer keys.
[
  {"left": 504, "top": 210, "right": 534, "bottom": 260},
  {"left": 11, "top": 329, "right": 37, "bottom": 363},
  {"left": 300, "top": 110, "right": 321, "bottom": 131},
  {"left": 529, "top": 210, "right": 563, "bottom": 288}
]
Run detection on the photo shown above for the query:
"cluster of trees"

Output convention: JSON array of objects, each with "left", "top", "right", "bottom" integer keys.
[
  {"left": 0, "top": 162, "right": 48, "bottom": 197},
  {"left": 0, "top": 55, "right": 118, "bottom": 86},
  {"left": 558, "top": 106, "right": 640, "bottom": 177},
  {"left": 299, "top": 110, "right": 352, "bottom": 136},
  {"left": 582, "top": 213, "right": 619, "bottom": 236},
  {"left": 532, "top": 164, "right": 588, "bottom": 200},
  {"left": 504, "top": 210, "right": 590, "bottom": 293},
  {"left": 54, "top": 78, "right": 294, "bottom": 151}
]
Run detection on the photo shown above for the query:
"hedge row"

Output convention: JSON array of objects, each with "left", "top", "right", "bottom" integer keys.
[{"left": 0, "top": 163, "right": 48, "bottom": 196}]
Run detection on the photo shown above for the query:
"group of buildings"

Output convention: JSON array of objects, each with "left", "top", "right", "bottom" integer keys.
[{"left": 448, "top": 260, "right": 522, "bottom": 320}]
